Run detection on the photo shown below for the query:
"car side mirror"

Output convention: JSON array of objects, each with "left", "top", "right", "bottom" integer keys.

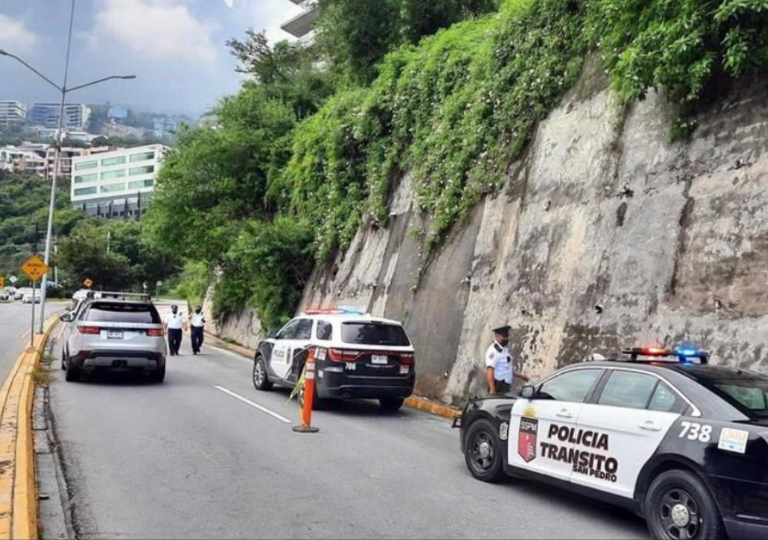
[
  {"left": 268, "top": 328, "right": 279, "bottom": 339},
  {"left": 60, "top": 313, "right": 73, "bottom": 323},
  {"left": 520, "top": 385, "right": 536, "bottom": 399}
]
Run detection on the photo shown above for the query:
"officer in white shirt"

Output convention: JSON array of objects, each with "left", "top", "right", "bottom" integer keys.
[
  {"left": 164, "top": 305, "right": 187, "bottom": 356},
  {"left": 190, "top": 306, "right": 206, "bottom": 355},
  {"left": 485, "top": 324, "right": 530, "bottom": 395}
]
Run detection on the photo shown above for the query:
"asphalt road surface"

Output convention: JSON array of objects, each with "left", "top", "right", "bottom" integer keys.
[
  {"left": 43, "top": 325, "right": 649, "bottom": 539},
  {"left": 0, "top": 299, "right": 67, "bottom": 385}
]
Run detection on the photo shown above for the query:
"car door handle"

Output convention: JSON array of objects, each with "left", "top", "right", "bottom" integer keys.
[
  {"left": 640, "top": 421, "right": 662, "bottom": 432},
  {"left": 556, "top": 409, "right": 573, "bottom": 419}
]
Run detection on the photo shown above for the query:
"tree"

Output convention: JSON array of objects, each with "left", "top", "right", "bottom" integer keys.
[
  {"left": 316, "top": 0, "right": 498, "bottom": 83},
  {"left": 226, "top": 30, "right": 334, "bottom": 119}
]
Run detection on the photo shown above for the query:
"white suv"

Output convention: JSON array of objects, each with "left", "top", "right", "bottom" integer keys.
[{"left": 253, "top": 309, "right": 416, "bottom": 412}]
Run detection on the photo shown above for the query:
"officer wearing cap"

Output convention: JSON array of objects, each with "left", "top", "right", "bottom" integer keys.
[{"left": 485, "top": 324, "right": 530, "bottom": 395}]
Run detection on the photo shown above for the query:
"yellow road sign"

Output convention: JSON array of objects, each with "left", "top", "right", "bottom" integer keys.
[
  {"left": 0, "top": 277, "right": 4, "bottom": 289},
  {"left": 84, "top": 278, "right": 93, "bottom": 288},
  {"left": 20, "top": 255, "right": 49, "bottom": 282}
]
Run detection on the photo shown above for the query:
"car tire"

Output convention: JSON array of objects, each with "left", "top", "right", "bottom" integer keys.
[
  {"left": 151, "top": 365, "right": 166, "bottom": 384},
  {"left": 464, "top": 419, "right": 506, "bottom": 483},
  {"left": 64, "top": 360, "right": 81, "bottom": 382},
  {"left": 61, "top": 348, "right": 67, "bottom": 371},
  {"left": 253, "top": 356, "right": 273, "bottom": 391},
  {"left": 645, "top": 469, "right": 725, "bottom": 540},
  {"left": 379, "top": 397, "right": 404, "bottom": 413}
]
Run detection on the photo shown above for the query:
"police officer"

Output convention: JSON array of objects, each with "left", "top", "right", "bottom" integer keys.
[
  {"left": 485, "top": 324, "right": 530, "bottom": 395},
  {"left": 164, "top": 305, "right": 187, "bottom": 356},
  {"left": 190, "top": 306, "right": 206, "bottom": 355}
]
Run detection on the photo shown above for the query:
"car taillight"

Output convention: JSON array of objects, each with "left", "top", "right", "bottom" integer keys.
[
  {"left": 78, "top": 326, "right": 100, "bottom": 335},
  {"left": 147, "top": 329, "right": 164, "bottom": 337},
  {"left": 400, "top": 353, "right": 415, "bottom": 366},
  {"left": 328, "top": 349, "right": 361, "bottom": 362}
]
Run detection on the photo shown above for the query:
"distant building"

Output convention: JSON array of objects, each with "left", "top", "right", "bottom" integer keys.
[
  {"left": 107, "top": 105, "right": 128, "bottom": 120},
  {"left": 0, "top": 101, "right": 27, "bottom": 126},
  {"left": 281, "top": 0, "right": 319, "bottom": 38},
  {"left": 29, "top": 103, "right": 91, "bottom": 130},
  {"left": 153, "top": 117, "right": 177, "bottom": 140},
  {"left": 70, "top": 144, "right": 167, "bottom": 220},
  {"left": 45, "top": 145, "right": 112, "bottom": 179},
  {"left": 0, "top": 142, "right": 48, "bottom": 175}
]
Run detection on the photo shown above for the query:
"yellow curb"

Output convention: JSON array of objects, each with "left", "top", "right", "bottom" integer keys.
[
  {"left": 405, "top": 396, "right": 462, "bottom": 419},
  {"left": 0, "top": 316, "right": 59, "bottom": 540},
  {"left": 204, "top": 332, "right": 462, "bottom": 420}
]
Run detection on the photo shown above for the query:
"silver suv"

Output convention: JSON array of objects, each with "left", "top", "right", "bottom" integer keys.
[{"left": 60, "top": 297, "right": 167, "bottom": 383}]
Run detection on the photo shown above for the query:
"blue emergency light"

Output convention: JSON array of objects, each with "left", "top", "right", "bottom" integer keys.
[{"left": 621, "top": 346, "right": 709, "bottom": 364}]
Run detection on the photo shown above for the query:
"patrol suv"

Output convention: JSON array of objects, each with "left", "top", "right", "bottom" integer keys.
[
  {"left": 456, "top": 347, "right": 768, "bottom": 540},
  {"left": 253, "top": 308, "right": 416, "bottom": 412}
]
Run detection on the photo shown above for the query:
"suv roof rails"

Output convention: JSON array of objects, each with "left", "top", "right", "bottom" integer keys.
[{"left": 93, "top": 291, "right": 152, "bottom": 301}]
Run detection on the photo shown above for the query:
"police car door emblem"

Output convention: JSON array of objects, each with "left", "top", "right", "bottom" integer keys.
[{"left": 518, "top": 417, "right": 538, "bottom": 462}]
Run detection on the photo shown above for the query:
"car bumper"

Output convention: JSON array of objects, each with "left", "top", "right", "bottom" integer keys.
[
  {"left": 71, "top": 350, "right": 165, "bottom": 371},
  {"left": 317, "top": 371, "right": 415, "bottom": 400}
]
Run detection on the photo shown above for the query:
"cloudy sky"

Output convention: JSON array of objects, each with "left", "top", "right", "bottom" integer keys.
[{"left": 0, "top": 0, "right": 302, "bottom": 115}]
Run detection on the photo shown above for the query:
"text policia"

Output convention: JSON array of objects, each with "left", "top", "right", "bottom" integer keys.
[{"left": 540, "top": 425, "right": 619, "bottom": 483}]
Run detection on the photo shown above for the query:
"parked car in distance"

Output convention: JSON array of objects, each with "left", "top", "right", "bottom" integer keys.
[
  {"left": 15, "top": 288, "right": 31, "bottom": 301},
  {"left": 21, "top": 292, "right": 41, "bottom": 304}
]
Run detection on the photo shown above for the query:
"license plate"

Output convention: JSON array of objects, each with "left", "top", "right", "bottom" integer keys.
[
  {"left": 371, "top": 355, "right": 388, "bottom": 365},
  {"left": 107, "top": 330, "right": 123, "bottom": 340}
]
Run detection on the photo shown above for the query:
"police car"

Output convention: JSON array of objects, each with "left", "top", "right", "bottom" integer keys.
[
  {"left": 252, "top": 308, "right": 416, "bottom": 412},
  {"left": 456, "top": 347, "right": 768, "bottom": 539}
]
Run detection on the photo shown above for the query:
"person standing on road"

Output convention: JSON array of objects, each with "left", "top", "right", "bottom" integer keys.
[
  {"left": 164, "top": 305, "right": 187, "bottom": 356},
  {"left": 485, "top": 324, "right": 530, "bottom": 395},
  {"left": 190, "top": 305, "right": 206, "bottom": 355}
]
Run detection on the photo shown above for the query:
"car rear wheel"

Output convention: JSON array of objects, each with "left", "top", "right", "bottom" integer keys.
[
  {"left": 297, "top": 383, "right": 326, "bottom": 410},
  {"left": 645, "top": 469, "right": 725, "bottom": 540},
  {"left": 379, "top": 397, "right": 404, "bottom": 413},
  {"left": 61, "top": 348, "right": 67, "bottom": 371},
  {"left": 151, "top": 365, "right": 166, "bottom": 384},
  {"left": 64, "top": 360, "right": 81, "bottom": 382},
  {"left": 464, "top": 419, "right": 506, "bottom": 483},
  {"left": 253, "top": 356, "right": 272, "bottom": 391}
]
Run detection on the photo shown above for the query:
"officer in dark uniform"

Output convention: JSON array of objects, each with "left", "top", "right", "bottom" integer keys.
[{"left": 485, "top": 324, "right": 530, "bottom": 395}]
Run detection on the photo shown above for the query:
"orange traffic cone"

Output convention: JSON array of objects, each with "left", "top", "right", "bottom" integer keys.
[{"left": 293, "top": 347, "right": 320, "bottom": 433}]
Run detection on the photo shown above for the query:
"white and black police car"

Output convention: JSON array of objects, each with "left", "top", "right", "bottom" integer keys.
[
  {"left": 455, "top": 346, "right": 768, "bottom": 539},
  {"left": 252, "top": 307, "right": 416, "bottom": 412}
]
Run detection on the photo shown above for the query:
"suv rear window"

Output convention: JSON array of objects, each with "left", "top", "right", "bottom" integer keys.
[
  {"left": 341, "top": 322, "right": 410, "bottom": 346},
  {"left": 84, "top": 303, "right": 161, "bottom": 324}
]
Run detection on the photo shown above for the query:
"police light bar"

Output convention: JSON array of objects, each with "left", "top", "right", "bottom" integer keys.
[
  {"left": 303, "top": 306, "right": 369, "bottom": 316},
  {"left": 621, "top": 346, "right": 709, "bottom": 364}
]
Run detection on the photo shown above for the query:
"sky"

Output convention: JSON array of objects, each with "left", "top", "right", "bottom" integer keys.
[{"left": 0, "top": 0, "right": 303, "bottom": 116}]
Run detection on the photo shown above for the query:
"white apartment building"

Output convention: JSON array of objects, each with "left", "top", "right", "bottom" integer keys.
[
  {"left": 29, "top": 103, "right": 91, "bottom": 130},
  {"left": 70, "top": 144, "right": 167, "bottom": 220},
  {"left": 281, "top": 0, "right": 319, "bottom": 38},
  {"left": 0, "top": 100, "right": 27, "bottom": 126}
]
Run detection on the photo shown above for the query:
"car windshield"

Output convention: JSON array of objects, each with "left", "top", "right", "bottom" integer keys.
[
  {"left": 690, "top": 368, "right": 768, "bottom": 418},
  {"left": 341, "top": 322, "right": 410, "bottom": 346},
  {"left": 84, "top": 303, "right": 161, "bottom": 324}
]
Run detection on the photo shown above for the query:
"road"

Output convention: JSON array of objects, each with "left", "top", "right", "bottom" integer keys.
[
  {"left": 40, "top": 319, "right": 649, "bottom": 540},
  {"left": 0, "top": 299, "right": 67, "bottom": 385}
]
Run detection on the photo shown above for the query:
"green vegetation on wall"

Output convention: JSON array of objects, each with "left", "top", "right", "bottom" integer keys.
[{"left": 146, "top": 0, "right": 768, "bottom": 326}]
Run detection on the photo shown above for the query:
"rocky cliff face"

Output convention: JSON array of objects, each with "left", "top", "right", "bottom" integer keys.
[{"left": 211, "top": 59, "right": 768, "bottom": 404}]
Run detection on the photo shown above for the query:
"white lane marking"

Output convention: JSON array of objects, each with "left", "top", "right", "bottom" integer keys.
[{"left": 214, "top": 386, "right": 291, "bottom": 424}]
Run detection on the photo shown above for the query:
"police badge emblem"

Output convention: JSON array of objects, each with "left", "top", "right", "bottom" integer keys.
[{"left": 518, "top": 414, "right": 538, "bottom": 463}]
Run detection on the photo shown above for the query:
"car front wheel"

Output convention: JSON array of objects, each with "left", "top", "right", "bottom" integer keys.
[
  {"left": 645, "top": 469, "right": 725, "bottom": 540},
  {"left": 464, "top": 419, "right": 506, "bottom": 483}
]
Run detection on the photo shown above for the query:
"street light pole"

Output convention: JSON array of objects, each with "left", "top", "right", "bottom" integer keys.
[{"left": 0, "top": 0, "right": 135, "bottom": 334}]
